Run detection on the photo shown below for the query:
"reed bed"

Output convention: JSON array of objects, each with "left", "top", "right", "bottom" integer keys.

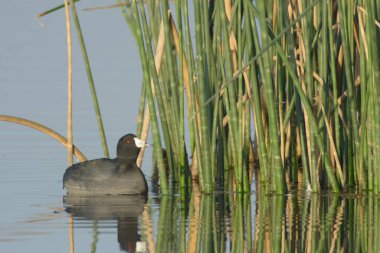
[
  {"left": 115, "top": 0, "right": 380, "bottom": 194},
  {"left": 37, "top": 0, "right": 380, "bottom": 195}
]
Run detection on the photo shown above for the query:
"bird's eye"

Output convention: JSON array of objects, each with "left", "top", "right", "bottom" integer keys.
[{"left": 124, "top": 139, "right": 131, "bottom": 144}]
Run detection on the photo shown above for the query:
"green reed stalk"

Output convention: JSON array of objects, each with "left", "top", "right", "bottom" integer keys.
[
  {"left": 301, "top": 0, "right": 318, "bottom": 191},
  {"left": 69, "top": 0, "right": 109, "bottom": 157},
  {"left": 276, "top": 0, "right": 286, "bottom": 169},
  {"left": 236, "top": 0, "right": 244, "bottom": 181},
  {"left": 210, "top": 91, "right": 221, "bottom": 182},
  {"left": 194, "top": 0, "right": 213, "bottom": 193},
  {"left": 240, "top": 4, "right": 252, "bottom": 192},
  {"left": 210, "top": 19, "right": 227, "bottom": 189},
  {"left": 147, "top": 0, "right": 160, "bottom": 42},
  {"left": 366, "top": 0, "right": 380, "bottom": 193},
  {"left": 243, "top": 104, "right": 251, "bottom": 190},
  {"left": 131, "top": 1, "right": 168, "bottom": 193},
  {"left": 182, "top": 0, "right": 203, "bottom": 182},
  {"left": 318, "top": 0, "right": 330, "bottom": 188},
  {"left": 214, "top": 106, "right": 225, "bottom": 180},
  {"left": 136, "top": 84, "right": 146, "bottom": 136},
  {"left": 175, "top": 0, "right": 189, "bottom": 190},
  {"left": 281, "top": 95, "right": 296, "bottom": 132},
  {"left": 162, "top": 0, "right": 181, "bottom": 148},
  {"left": 243, "top": 0, "right": 269, "bottom": 188},
  {"left": 219, "top": 0, "right": 246, "bottom": 192},
  {"left": 219, "top": 103, "right": 230, "bottom": 189},
  {"left": 256, "top": 1, "right": 284, "bottom": 193},
  {"left": 36, "top": 0, "right": 80, "bottom": 19},
  {"left": 295, "top": 94, "right": 311, "bottom": 189},
  {"left": 357, "top": 0, "right": 367, "bottom": 191},
  {"left": 213, "top": 23, "right": 227, "bottom": 188},
  {"left": 156, "top": 65, "right": 177, "bottom": 179},
  {"left": 337, "top": 0, "right": 360, "bottom": 178},
  {"left": 327, "top": 0, "right": 341, "bottom": 171},
  {"left": 368, "top": 91, "right": 375, "bottom": 191}
]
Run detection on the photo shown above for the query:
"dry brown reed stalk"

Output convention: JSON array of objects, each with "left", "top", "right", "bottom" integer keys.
[
  {"left": 64, "top": 0, "right": 73, "bottom": 166},
  {"left": 0, "top": 115, "right": 87, "bottom": 162}
]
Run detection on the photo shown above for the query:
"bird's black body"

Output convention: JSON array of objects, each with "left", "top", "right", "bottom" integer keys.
[{"left": 63, "top": 134, "right": 148, "bottom": 195}]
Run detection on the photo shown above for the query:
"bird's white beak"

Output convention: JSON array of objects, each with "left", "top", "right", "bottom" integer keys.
[{"left": 134, "top": 137, "right": 149, "bottom": 148}]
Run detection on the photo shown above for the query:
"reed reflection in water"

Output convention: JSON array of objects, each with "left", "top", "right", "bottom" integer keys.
[{"left": 64, "top": 190, "right": 380, "bottom": 253}]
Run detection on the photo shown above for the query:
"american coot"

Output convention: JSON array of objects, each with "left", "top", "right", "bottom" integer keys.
[{"left": 63, "top": 134, "right": 148, "bottom": 195}]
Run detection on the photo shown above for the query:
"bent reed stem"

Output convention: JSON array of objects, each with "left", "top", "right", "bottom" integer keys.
[{"left": 0, "top": 115, "right": 87, "bottom": 162}]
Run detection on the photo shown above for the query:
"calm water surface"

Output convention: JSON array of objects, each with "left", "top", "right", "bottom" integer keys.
[{"left": 1, "top": 1, "right": 379, "bottom": 253}]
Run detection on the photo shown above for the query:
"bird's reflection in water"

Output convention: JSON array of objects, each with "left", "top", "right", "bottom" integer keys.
[{"left": 64, "top": 194, "right": 147, "bottom": 253}]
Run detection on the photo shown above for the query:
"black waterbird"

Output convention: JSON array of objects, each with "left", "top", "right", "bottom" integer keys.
[{"left": 63, "top": 134, "right": 148, "bottom": 195}]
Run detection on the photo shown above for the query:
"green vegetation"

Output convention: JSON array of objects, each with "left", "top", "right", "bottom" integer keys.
[
  {"left": 35, "top": 0, "right": 380, "bottom": 195},
  {"left": 120, "top": 0, "right": 380, "bottom": 195}
]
